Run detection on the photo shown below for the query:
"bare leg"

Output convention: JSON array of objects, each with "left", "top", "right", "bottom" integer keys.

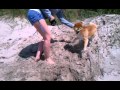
[
  {"left": 35, "top": 41, "right": 44, "bottom": 62},
  {"left": 83, "top": 38, "right": 88, "bottom": 51},
  {"left": 33, "top": 19, "right": 55, "bottom": 64},
  {"left": 43, "top": 38, "right": 55, "bottom": 65}
]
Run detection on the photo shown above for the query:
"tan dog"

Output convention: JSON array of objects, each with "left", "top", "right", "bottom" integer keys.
[{"left": 73, "top": 21, "right": 97, "bottom": 51}]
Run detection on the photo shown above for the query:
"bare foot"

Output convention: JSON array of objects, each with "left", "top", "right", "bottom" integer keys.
[
  {"left": 35, "top": 51, "right": 44, "bottom": 62},
  {"left": 82, "top": 48, "right": 88, "bottom": 54},
  {"left": 35, "top": 56, "right": 40, "bottom": 62},
  {"left": 46, "top": 58, "right": 55, "bottom": 65}
]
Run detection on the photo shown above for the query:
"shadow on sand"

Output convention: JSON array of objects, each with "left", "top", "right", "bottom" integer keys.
[{"left": 19, "top": 42, "right": 45, "bottom": 60}]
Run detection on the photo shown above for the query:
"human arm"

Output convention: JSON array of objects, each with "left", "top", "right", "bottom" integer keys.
[
  {"left": 56, "top": 9, "right": 75, "bottom": 28},
  {"left": 41, "top": 9, "right": 55, "bottom": 21},
  {"left": 41, "top": 9, "right": 57, "bottom": 26}
]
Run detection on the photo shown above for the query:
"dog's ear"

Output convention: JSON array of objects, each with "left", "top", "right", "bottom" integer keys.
[
  {"left": 74, "top": 22, "right": 83, "bottom": 27},
  {"left": 80, "top": 21, "right": 83, "bottom": 24},
  {"left": 79, "top": 21, "right": 83, "bottom": 25}
]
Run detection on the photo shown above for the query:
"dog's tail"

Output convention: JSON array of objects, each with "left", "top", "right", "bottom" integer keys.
[{"left": 89, "top": 22, "right": 98, "bottom": 28}]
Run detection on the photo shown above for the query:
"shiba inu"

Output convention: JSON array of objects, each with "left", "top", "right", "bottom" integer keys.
[{"left": 73, "top": 21, "right": 97, "bottom": 51}]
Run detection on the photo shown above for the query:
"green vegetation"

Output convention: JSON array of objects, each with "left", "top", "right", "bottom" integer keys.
[
  {"left": 0, "top": 9, "right": 28, "bottom": 18},
  {"left": 0, "top": 9, "right": 120, "bottom": 21},
  {"left": 63, "top": 9, "right": 120, "bottom": 21}
]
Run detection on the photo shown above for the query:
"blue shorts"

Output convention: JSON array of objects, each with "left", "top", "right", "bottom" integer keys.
[{"left": 27, "top": 10, "right": 44, "bottom": 25}]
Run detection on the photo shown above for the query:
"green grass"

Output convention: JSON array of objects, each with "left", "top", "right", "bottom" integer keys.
[
  {"left": 0, "top": 9, "right": 120, "bottom": 21},
  {"left": 0, "top": 9, "right": 28, "bottom": 18},
  {"left": 63, "top": 9, "right": 120, "bottom": 21}
]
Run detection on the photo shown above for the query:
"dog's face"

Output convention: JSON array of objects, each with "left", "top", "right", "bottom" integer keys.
[{"left": 73, "top": 22, "right": 83, "bottom": 34}]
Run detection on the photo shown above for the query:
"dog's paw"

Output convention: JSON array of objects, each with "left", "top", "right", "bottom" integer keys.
[
  {"left": 81, "top": 49, "right": 88, "bottom": 54},
  {"left": 81, "top": 50, "right": 88, "bottom": 59},
  {"left": 83, "top": 48, "right": 87, "bottom": 51}
]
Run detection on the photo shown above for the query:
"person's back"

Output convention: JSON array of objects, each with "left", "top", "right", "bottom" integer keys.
[
  {"left": 40, "top": 9, "right": 60, "bottom": 17},
  {"left": 49, "top": 9, "right": 61, "bottom": 15}
]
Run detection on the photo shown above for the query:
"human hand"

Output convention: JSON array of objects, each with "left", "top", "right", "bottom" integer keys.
[
  {"left": 49, "top": 19, "right": 57, "bottom": 26},
  {"left": 49, "top": 15, "right": 55, "bottom": 21},
  {"left": 49, "top": 15, "right": 56, "bottom": 26}
]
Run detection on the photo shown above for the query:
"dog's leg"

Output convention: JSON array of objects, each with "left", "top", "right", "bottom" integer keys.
[
  {"left": 82, "top": 30, "right": 89, "bottom": 51},
  {"left": 81, "top": 37, "right": 89, "bottom": 59},
  {"left": 83, "top": 37, "right": 89, "bottom": 51}
]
